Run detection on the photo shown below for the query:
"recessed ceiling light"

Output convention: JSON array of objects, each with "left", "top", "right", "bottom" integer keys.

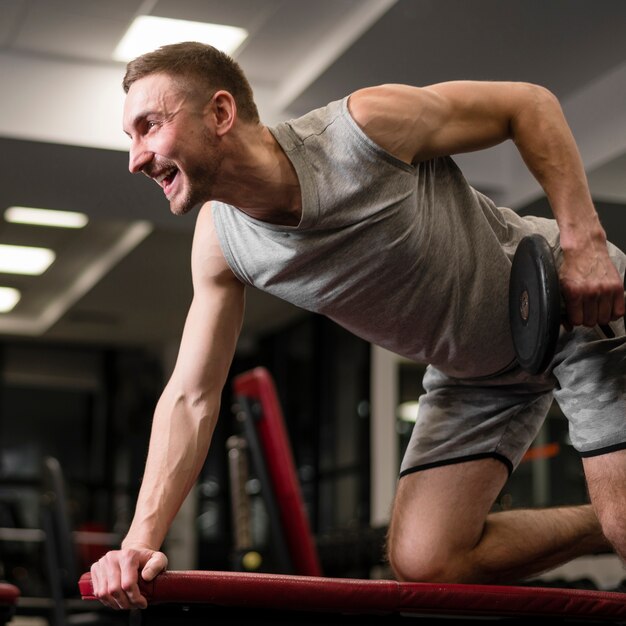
[
  {"left": 0, "top": 244, "right": 55, "bottom": 276},
  {"left": 113, "top": 16, "right": 248, "bottom": 62},
  {"left": 0, "top": 287, "right": 20, "bottom": 313},
  {"left": 5, "top": 206, "right": 88, "bottom": 229}
]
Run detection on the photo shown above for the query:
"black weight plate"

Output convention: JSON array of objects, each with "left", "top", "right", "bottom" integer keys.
[{"left": 509, "top": 235, "right": 561, "bottom": 374}]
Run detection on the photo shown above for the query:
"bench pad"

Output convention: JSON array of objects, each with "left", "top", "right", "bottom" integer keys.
[{"left": 78, "top": 570, "right": 626, "bottom": 620}]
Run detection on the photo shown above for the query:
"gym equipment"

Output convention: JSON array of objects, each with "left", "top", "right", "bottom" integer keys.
[
  {"left": 226, "top": 434, "right": 264, "bottom": 571},
  {"left": 509, "top": 234, "right": 625, "bottom": 374},
  {"left": 230, "top": 367, "right": 322, "bottom": 576},
  {"left": 39, "top": 457, "right": 126, "bottom": 625},
  {"left": 0, "top": 583, "right": 19, "bottom": 626},
  {"left": 509, "top": 234, "right": 561, "bottom": 374},
  {"left": 78, "top": 569, "right": 626, "bottom": 624}
]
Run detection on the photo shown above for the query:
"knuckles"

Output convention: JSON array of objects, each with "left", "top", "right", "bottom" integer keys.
[{"left": 90, "top": 548, "right": 148, "bottom": 606}]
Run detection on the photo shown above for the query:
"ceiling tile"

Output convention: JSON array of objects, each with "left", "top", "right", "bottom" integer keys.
[
  {"left": 11, "top": 0, "right": 137, "bottom": 61},
  {"left": 0, "top": 0, "right": 27, "bottom": 46}
]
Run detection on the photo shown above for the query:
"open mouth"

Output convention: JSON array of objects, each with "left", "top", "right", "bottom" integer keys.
[{"left": 155, "top": 167, "right": 179, "bottom": 196}]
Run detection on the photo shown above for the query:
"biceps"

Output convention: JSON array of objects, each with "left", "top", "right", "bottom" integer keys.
[{"left": 174, "top": 281, "right": 245, "bottom": 396}]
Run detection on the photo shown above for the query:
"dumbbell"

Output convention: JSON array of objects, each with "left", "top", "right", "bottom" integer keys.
[{"left": 509, "top": 234, "right": 625, "bottom": 375}]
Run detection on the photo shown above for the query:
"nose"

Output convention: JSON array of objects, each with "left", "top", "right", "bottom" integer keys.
[{"left": 128, "top": 139, "right": 153, "bottom": 174}]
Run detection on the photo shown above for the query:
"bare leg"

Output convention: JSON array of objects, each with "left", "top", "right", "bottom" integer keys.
[
  {"left": 584, "top": 449, "right": 626, "bottom": 562},
  {"left": 474, "top": 502, "right": 610, "bottom": 582},
  {"left": 387, "top": 457, "right": 611, "bottom": 584}
]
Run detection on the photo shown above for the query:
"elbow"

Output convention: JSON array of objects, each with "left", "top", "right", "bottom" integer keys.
[
  {"left": 521, "top": 82, "right": 561, "bottom": 111},
  {"left": 510, "top": 82, "right": 563, "bottom": 138}
]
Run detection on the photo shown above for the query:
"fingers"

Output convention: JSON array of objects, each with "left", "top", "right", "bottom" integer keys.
[
  {"left": 597, "top": 294, "right": 612, "bottom": 327},
  {"left": 563, "top": 292, "right": 583, "bottom": 328},
  {"left": 613, "top": 288, "right": 626, "bottom": 321},
  {"left": 565, "top": 291, "right": 612, "bottom": 329},
  {"left": 565, "top": 287, "right": 620, "bottom": 329},
  {"left": 560, "top": 250, "right": 623, "bottom": 330},
  {"left": 120, "top": 565, "right": 148, "bottom": 610},
  {"left": 142, "top": 552, "right": 168, "bottom": 581},
  {"left": 91, "top": 556, "right": 126, "bottom": 610},
  {"left": 583, "top": 293, "right": 601, "bottom": 327},
  {"left": 90, "top": 548, "right": 160, "bottom": 610}
]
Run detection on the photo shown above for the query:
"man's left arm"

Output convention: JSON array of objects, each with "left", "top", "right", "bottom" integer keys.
[{"left": 348, "top": 81, "right": 624, "bottom": 328}]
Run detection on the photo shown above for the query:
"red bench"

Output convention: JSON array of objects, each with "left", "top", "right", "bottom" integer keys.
[
  {"left": 79, "top": 569, "right": 626, "bottom": 623},
  {"left": 0, "top": 583, "right": 19, "bottom": 626}
]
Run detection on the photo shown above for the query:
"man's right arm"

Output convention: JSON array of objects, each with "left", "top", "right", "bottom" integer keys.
[
  {"left": 90, "top": 203, "right": 245, "bottom": 609},
  {"left": 348, "top": 82, "right": 624, "bottom": 328}
]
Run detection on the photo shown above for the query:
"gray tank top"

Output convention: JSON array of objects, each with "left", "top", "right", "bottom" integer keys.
[{"left": 212, "top": 97, "right": 559, "bottom": 378}]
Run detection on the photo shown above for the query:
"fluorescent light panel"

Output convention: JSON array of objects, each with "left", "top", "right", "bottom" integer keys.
[
  {"left": 0, "top": 287, "right": 20, "bottom": 313},
  {"left": 113, "top": 16, "right": 248, "bottom": 62},
  {"left": 0, "top": 244, "right": 55, "bottom": 276},
  {"left": 5, "top": 206, "right": 88, "bottom": 229}
]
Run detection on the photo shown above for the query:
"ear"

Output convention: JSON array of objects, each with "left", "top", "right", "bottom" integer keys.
[{"left": 207, "top": 90, "right": 237, "bottom": 137}]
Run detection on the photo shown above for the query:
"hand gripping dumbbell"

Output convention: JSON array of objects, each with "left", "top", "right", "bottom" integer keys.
[{"left": 509, "top": 234, "right": 625, "bottom": 375}]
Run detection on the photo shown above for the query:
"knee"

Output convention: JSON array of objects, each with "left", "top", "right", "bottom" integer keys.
[
  {"left": 596, "top": 511, "right": 626, "bottom": 558},
  {"left": 586, "top": 490, "right": 626, "bottom": 557},
  {"left": 386, "top": 529, "right": 471, "bottom": 583}
]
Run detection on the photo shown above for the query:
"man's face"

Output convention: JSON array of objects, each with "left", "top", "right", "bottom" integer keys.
[{"left": 123, "top": 73, "right": 222, "bottom": 216}]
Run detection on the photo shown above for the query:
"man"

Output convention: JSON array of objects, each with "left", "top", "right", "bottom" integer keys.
[{"left": 90, "top": 41, "right": 625, "bottom": 610}]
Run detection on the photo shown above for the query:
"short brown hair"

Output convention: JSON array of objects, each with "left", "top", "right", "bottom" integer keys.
[{"left": 123, "top": 41, "right": 260, "bottom": 123}]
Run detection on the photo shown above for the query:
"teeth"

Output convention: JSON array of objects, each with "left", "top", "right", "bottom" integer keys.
[{"left": 155, "top": 168, "right": 176, "bottom": 184}]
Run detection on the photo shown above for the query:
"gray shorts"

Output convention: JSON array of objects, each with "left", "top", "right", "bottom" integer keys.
[{"left": 400, "top": 241, "right": 626, "bottom": 477}]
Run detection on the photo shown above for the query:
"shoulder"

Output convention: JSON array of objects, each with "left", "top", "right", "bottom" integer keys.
[
  {"left": 348, "top": 84, "right": 435, "bottom": 125},
  {"left": 192, "top": 202, "right": 219, "bottom": 247},
  {"left": 191, "top": 203, "right": 240, "bottom": 289},
  {"left": 347, "top": 84, "right": 439, "bottom": 164}
]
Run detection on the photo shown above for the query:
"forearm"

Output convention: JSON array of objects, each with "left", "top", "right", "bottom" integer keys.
[
  {"left": 510, "top": 85, "right": 606, "bottom": 251},
  {"left": 122, "top": 385, "right": 219, "bottom": 550},
  {"left": 511, "top": 84, "right": 624, "bottom": 326}
]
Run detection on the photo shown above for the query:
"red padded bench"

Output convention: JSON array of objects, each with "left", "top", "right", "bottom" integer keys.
[
  {"left": 0, "top": 583, "right": 19, "bottom": 626},
  {"left": 79, "top": 569, "right": 626, "bottom": 624}
]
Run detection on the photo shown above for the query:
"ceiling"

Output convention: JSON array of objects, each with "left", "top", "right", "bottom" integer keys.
[{"left": 1, "top": 0, "right": 625, "bottom": 355}]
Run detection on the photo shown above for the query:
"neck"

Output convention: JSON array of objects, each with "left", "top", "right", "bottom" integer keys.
[{"left": 212, "top": 124, "right": 302, "bottom": 226}]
